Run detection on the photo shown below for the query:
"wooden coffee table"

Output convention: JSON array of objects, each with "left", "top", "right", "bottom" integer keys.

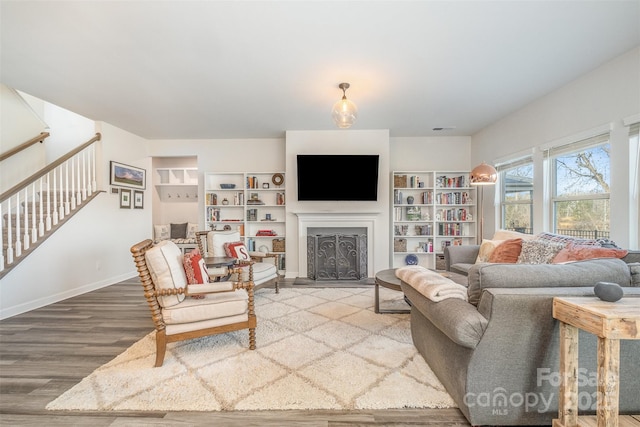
[{"left": 552, "top": 296, "right": 640, "bottom": 427}]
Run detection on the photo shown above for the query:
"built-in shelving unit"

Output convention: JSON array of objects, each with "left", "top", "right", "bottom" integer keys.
[
  {"left": 154, "top": 167, "right": 199, "bottom": 202},
  {"left": 391, "top": 171, "right": 476, "bottom": 269},
  {"left": 204, "top": 172, "right": 286, "bottom": 255}
]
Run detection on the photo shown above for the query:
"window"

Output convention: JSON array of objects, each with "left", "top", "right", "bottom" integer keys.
[
  {"left": 549, "top": 133, "right": 610, "bottom": 240},
  {"left": 498, "top": 157, "right": 533, "bottom": 234}
]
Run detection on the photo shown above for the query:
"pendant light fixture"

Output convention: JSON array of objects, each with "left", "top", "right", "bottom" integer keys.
[{"left": 332, "top": 82, "right": 358, "bottom": 128}]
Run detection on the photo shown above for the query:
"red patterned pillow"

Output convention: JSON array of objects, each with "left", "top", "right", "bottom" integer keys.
[
  {"left": 552, "top": 243, "right": 628, "bottom": 263},
  {"left": 183, "top": 249, "right": 209, "bottom": 298},
  {"left": 224, "top": 241, "right": 251, "bottom": 261}
]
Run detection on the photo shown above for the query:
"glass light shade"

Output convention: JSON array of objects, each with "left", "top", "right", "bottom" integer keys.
[
  {"left": 470, "top": 162, "right": 497, "bottom": 185},
  {"left": 331, "top": 97, "right": 358, "bottom": 129}
]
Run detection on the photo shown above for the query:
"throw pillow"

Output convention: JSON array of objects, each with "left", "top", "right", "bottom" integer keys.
[
  {"left": 492, "top": 229, "right": 536, "bottom": 241},
  {"left": 170, "top": 222, "right": 188, "bottom": 239},
  {"left": 487, "top": 238, "right": 523, "bottom": 263},
  {"left": 535, "top": 231, "right": 600, "bottom": 247},
  {"left": 154, "top": 224, "right": 170, "bottom": 242},
  {"left": 186, "top": 222, "right": 198, "bottom": 240},
  {"left": 183, "top": 248, "right": 209, "bottom": 299},
  {"left": 517, "top": 240, "right": 565, "bottom": 264},
  {"left": 475, "top": 239, "right": 505, "bottom": 263},
  {"left": 224, "top": 241, "right": 251, "bottom": 261},
  {"left": 629, "top": 263, "right": 640, "bottom": 287},
  {"left": 552, "top": 243, "right": 628, "bottom": 263}
]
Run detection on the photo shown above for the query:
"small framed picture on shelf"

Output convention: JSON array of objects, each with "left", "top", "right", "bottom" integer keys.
[
  {"left": 262, "top": 183, "right": 270, "bottom": 189},
  {"left": 133, "top": 190, "right": 144, "bottom": 209},
  {"left": 120, "top": 189, "right": 131, "bottom": 209}
]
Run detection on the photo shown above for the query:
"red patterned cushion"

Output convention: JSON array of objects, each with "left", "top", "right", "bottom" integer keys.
[
  {"left": 224, "top": 241, "right": 251, "bottom": 260},
  {"left": 183, "top": 249, "right": 209, "bottom": 299},
  {"left": 552, "top": 243, "right": 628, "bottom": 263}
]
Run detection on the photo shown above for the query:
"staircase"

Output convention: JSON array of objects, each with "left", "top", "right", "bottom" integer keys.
[{"left": 1, "top": 133, "right": 102, "bottom": 278}]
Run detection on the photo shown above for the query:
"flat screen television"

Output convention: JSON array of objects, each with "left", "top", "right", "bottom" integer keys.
[{"left": 297, "top": 154, "right": 379, "bottom": 201}]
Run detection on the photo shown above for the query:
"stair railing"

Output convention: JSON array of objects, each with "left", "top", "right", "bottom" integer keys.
[
  {"left": 0, "top": 133, "right": 101, "bottom": 272},
  {"left": 0, "top": 132, "right": 50, "bottom": 162}
]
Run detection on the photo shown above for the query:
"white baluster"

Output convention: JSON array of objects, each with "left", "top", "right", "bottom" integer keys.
[
  {"left": 54, "top": 168, "right": 61, "bottom": 224},
  {"left": 90, "top": 144, "right": 96, "bottom": 194},
  {"left": 0, "top": 203, "right": 4, "bottom": 271},
  {"left": 64, "top": 162, "right": 70, "bottom": 215},
  {"left": 82, "top": 150, "right": 87, "bottom": 200},
  {"left": 23, "top": 188, "right": 30, "bottom": 250},
  {"left": 70, "top": 157, "right": 77, "bottom": 210},
  {"left": 5, "top": 199, "right": 13, "bottom": 265},
  {"left": 45, "top": 173, "right": 52, "bottom": 231},
  {"left": 15, "top": 193, "right": 22, "bottom": 257},
  {"left": 31, "top": 183, "right": 37, "bottom": 243}
]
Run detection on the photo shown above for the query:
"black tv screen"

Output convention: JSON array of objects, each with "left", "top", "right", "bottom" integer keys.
[{"left": 297, "top": 154, "right": 379, "bottom": 201}]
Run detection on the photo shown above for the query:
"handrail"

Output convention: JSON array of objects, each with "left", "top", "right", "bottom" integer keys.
[
  {"left": 0, "top": 133, "right": 101, "bottom": 203},
  {"left": 0, "top": 132, "right": 50, "bottom": 162}
]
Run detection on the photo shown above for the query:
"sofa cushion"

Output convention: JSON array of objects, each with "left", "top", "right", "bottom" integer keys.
[
  {"left": 154, "top": 224, "right": 170, "bottom": 242},
  {"left": 516, "top": 239, "right": 565, "bottom": 264},
  {"left": 475, "top": 239, "right": 505, "bottom": 263},
  {"left": 161, "top": 288, "right": 248, "bottom": 325},
  {"left": 552, "top": 243, "right": 628, "bottom": 263},
  {"left": 487, "top": 238, "right": 522, "bottom": 263},
  {"left": 186, "top": 222, "right": 198, "bottom": 239},
  {"left": 239, "top": 261, "right": 277, "bottom": 284},
  {"left": 145, "top": 240, "right": 187, "bottom": 308},
  {"left": 466, "top": 258, "right": 632, "bottom": 306},
  {"left": 206, "top": 230, "right": 241, "bottom": 257},
  {"left": 170, "top": 222, "right": 188, "bottom": 239},
  {"left": 492, "top": 229, "right": 536, "bottom": 241},
  {"left": 224, "top": 241, "right": 251, "bottom": 261}
]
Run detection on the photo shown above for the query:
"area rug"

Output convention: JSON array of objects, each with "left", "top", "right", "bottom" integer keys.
[{"left": 46, "top": 286, "right": 455, "bottom": 411}]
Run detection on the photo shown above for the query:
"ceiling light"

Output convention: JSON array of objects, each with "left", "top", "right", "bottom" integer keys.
[{"left": 331, "top": 82, "right": 357, "bottom": 129}]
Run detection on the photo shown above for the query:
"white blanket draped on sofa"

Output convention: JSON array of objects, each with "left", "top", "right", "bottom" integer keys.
[{"left": 396, "top": 266, "right": 468, "bottom": 302}]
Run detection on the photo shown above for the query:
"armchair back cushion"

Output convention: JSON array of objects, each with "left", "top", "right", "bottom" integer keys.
[
  {"left": 206, "top": 230, "right": 241, "bottom": 257},
  {"left": 145, "top": 240, "right": 188, "bottom": 308}
]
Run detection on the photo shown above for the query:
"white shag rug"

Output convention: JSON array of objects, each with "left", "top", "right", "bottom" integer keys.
[{"left": 47, "top": 286, "right": 455, "bottom": 411}]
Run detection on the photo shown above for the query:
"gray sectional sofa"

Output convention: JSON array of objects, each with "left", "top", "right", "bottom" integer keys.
[{"left": 400, "top": 246, "right": 640, "bottom": 426}]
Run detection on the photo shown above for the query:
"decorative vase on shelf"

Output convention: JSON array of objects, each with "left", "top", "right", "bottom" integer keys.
[
  {"left": 407, "top": 196, "right": 414, "bottom": 204},
  {"left": 222, "top": 198, "right": 229, "bottom": 205}
]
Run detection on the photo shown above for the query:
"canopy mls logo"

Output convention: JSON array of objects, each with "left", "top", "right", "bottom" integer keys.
[{"left": 463, "top": 367, "right": 601, "bottom": 416}]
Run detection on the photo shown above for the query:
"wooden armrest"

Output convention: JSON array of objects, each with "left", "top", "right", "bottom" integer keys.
[{"left": 186, "top": 282, "right": 236, "bottom": 294}]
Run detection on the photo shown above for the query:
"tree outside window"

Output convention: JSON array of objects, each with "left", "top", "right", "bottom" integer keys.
[
  {"left": 500, "top": 163, "right": 533, "bottom": 234},
  {"left": 552, "top": 142, "right": 610, "bottom": 239}
]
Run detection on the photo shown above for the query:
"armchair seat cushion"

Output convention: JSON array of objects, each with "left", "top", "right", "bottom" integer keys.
[
  {"left": 162, "top": 287, "right": 249, "bottom": 325},
  {"left": 240, "top": 262, "right": 277, "bottom": 284},
  {"left": 145, "top": 240, "right": 188, "bottom": 308}
]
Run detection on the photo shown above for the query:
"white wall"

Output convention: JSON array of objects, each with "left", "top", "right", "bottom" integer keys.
[
  {"left": 0, "top": 121, "right": 152, "bottom": 319},
  {"left": 472, "top": 47, "right": 640, "bottom": 248}
]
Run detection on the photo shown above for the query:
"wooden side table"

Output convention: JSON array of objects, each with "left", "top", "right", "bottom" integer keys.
[
  {"left": 374, "top": 269, "right": 410, "bottom": 314},
  {"left": 552, "top": 296, "right": 640, "bottom": 427}
]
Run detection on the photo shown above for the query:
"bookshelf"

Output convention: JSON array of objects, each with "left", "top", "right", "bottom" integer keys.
[
  {"left": 392, "top": 171, "right": 476, "bottom": 269},
  {"left": 203, "top": 172, "right": 286, "bottom": 257}
]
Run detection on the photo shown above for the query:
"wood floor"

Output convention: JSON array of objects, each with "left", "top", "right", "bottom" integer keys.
[{"left": 0, "top": 278, "right": 465, "bottom": 426}]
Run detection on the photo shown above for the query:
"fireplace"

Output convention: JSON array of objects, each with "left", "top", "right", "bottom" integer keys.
[
  {"left": 295, "top": 212, "right": 380, "bottom": 278},
  {"left": 307, "top": 231, "right": 367, "bottom": 280}
]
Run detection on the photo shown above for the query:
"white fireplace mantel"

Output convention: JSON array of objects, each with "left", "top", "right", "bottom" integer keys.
[{"left": 295, "top": 211, "right": 381, "bottom": 278}]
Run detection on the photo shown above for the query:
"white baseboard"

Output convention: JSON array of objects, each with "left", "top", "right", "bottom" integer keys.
[{"left": 0, "top": 271, "right": 137, "bottom": 320}]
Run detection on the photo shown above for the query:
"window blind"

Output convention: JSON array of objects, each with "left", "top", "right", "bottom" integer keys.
[
  {"left": 543, "top": 133, "right": 609, "bottom": 158},
  {"left": 496, "top": 155, "right": 533, "bottom": 172}
]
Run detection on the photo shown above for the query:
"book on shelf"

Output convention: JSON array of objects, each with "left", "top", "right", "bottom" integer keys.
[
  {"left": 276, "top": 192, "right": 285, "bottom": 205},
  {"left": 247, "top": 208, "right": 258, "bottom": 221},
  {"left": 246, "top": 176, "right": 259, "bottom": 189},
  {"left": 436, "top": 175, "right": 466, "bottom": 188}
]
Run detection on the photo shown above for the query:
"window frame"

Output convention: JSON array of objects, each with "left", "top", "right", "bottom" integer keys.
[{"left": 497, "top": 156, "right": 534, "bottom": 234}]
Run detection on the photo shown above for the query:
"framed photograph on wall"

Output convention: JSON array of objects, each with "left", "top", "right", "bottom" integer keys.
[
  {"left": 133, "top": 190, "right": 144, "bottom": 209},
  {"left": 120, "top": 189, "right": 132, "bottom": 209},
  {"left": 110, "top": 161, "right": 146, "bottom": 190}
]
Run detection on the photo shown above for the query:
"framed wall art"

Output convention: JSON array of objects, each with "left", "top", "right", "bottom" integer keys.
[
  {"left": 110, "top": 161, "right": 146, "bottom": 190},
  {"left": 133, "top": 190, "right": 144, "bottom": 209},
  {"left": 120, "top": 189, "right": 132, "bottom": 209}
]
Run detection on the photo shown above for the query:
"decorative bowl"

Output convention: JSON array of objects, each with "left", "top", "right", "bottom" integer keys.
[{"left": 220, "top": 184, "right": 236, "bottom": 189}]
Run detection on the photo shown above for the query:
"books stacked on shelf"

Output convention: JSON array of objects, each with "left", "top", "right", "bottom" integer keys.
[
  {"left": 233, "top": 192, "right": 245, "bottom": 205},
  {"left": 394, "top": 190, "right": 403, "bottom": 204},
  {"left": 246, "top": 238, "right": 255, "bottom": 251},
  {"left": 415, "top": 224, "right": 433, "bottom": 236},
  {"left": 206, "top": 193, "right": 218, "bottom": 205},
  {"left": 246, "top": 176, "right": 260, "bottom": 189},
  {"left": 409, "top": 175, "right": 422, "bottom": 188},
  {"left": 394, "top": 207, "right": 403, "bottom": 221},
  {"left": 276, "top": 192, "right": 285, "bottom": 205},
  {"left": 435, "top": 191, "right": 470, "bottom": 205},
  {"left": 256, "top": 229, "right": 277, "bottom": 236},
  {"left": 438, "top": 223, "right": 463, "bottom": 236},
  {"left": 436, "top": 175, "right": 466, "bottom": 188},
  {"left": 247, "top": 198, "right": 264, "bottom": 205},
  {"left": 421, "top": 191, "right": 433, "bottom": 204},
  {"left": 247, "top": 209, "right": 258, "bottom": 221},
  {"left": 206, "top": 207, "right": 221, "bottom": 222},
  {"left": 394, "top": 225, "right": 408, "bottom": 236},
  {"left": 417, "top": 239, "right": 434, "bottom": 253},
  {"left": 438, "top": 208, "right": 469, "bottom": 221}
]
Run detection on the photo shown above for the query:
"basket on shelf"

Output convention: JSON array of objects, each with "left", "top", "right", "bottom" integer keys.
[
  {"left": 394, "top": 175, "right": 407, "bottom": 188},
  {"left": 394, "top": 238, "right": 407, "bottom": 252},
  {"left": 272, "top": 238, "right": 285, "bottom": 252}
]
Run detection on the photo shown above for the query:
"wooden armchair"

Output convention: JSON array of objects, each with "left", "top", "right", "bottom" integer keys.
[
  {"left": 196, "top": 230, "right": 280, "bottom": 293},
  {"left": 130, "top": 239, "right": 256, "bottom": 367}
]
